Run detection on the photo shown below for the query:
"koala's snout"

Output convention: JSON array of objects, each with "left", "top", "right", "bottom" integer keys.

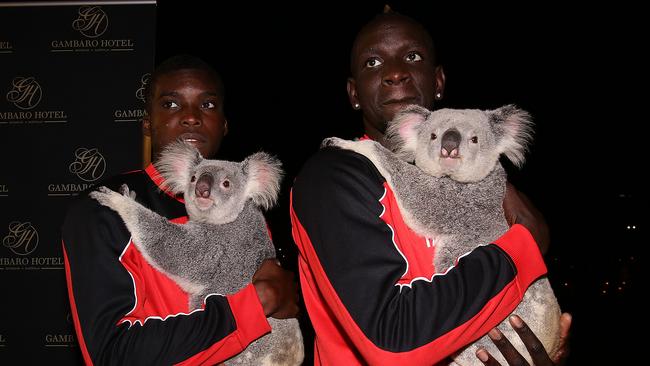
[
  {"left": 195, "top": 173, "right": 214, "bottom": 198},
  {"left": 441, "top": 129, "right": 461, "bottom": 158}
]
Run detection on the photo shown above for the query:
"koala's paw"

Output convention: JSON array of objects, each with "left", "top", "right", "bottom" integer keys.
[
  {"left": 119, "top": 184, "right": 136, "bottom": 200},
  {"left": 89, "top": 186, "right": 125, "bottom": 211},
  {"left": 320, "top": 137, "right": 347, "bottom": 149}
]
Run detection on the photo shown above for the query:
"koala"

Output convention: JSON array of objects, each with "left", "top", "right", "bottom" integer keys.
[
  {"left": 89, "top": 140, "right": 303, "bottom": 366},
  {"left": 323, "top": 105, "right": 561, "bottom": 366}
]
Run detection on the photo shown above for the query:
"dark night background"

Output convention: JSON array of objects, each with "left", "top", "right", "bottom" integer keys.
[{"left": 161, "top": 1, "right": 645, "bottom": 364}]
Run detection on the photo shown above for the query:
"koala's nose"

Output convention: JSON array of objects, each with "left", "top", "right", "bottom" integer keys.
[
  {"left": 195, "top": 173, "right": 213, "bottom": 198},
  {"left": 441, "top": 129, "right": 461, "bottom": 158}
]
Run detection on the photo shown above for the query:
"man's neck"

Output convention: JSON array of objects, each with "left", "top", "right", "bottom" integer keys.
[
  {"left": 362, "top": 122, "right": 385, "bottom": 142},
  {"left": 364, "top": 130, "right": 384, "bottom": 142}
]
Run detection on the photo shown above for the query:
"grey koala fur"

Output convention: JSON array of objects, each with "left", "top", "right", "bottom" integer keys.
[
  {"left": 89, "top": 140, "right": 303, "bottom": 366},
  {"left": 323, "top": 105, "right": 560, "bottom": 366}
]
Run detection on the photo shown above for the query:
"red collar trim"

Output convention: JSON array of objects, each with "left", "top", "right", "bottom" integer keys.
[{"left": 144, "top": 164, "right": 185, "bottom": 203}]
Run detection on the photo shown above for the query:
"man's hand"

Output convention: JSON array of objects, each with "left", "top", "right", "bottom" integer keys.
[
  {"left": 551, "top": 313, "right": 572, "bottom": 364},
  {"left": 252, "top": 258, "right": 299, "bottom": 319},
  {"left": 476, "top": 313, "right": 572, "bottom": 365},
  {"left": 503, "top": 182, "right": 550, "bottom": 255}
]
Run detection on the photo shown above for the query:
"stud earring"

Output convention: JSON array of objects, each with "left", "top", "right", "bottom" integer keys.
[
  {"left": 435, "top": 93, "right": 442, "bottom": 100},
  {"left": 354, "top": 103, "right": 360, "bottom": 109}
]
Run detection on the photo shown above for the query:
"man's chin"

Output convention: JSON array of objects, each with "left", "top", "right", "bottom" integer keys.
[
  {"left": 184, "top": 140, "right": 212, "bottom": 157},
  {"left": 382, "top": 102, "right": 417, "bottom": 120},
  {"left": 185, "top": 140, "right": 203, "bottom": 150}
]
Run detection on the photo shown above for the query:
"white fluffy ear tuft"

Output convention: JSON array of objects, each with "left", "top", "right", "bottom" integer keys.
[
  {"left": 489, "top": 104, "right": 534, "bottom": 168},
  {"left": 154, "top": 140, "right": 203, "bottom": 194},
  {"left": 385, "top": 104, "right": 430, "bottom": 161},
  {"left": 243, "top": 152, "right": 284, "bottom": 210}
]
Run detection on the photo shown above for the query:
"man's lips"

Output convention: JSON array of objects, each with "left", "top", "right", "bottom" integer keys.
[
  {"left": 179, "top": 132, "right": 205, "bottom": 143},
  {"left": 382, "top": 96, "right": 418, "bottom": 105}
]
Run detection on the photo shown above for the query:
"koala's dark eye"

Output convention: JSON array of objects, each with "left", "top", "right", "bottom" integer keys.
[
  {"left": 222, "top": 180, "right": 230, "bottom": 188},
  {"left": 190, "top": 176, "right": 196, "bottom": 182},
  {"left": 471, "top": 136, "right": 479, "bottom": 143},
  {"left": 431, "top": 133, "right": 437, "bottom": 140}
]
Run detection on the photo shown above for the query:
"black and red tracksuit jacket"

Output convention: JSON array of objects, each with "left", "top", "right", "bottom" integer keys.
[
  {"left": 290, "top": 146, "right": 547, "bottom": 365},
  {"left": 62, "top": 165, "right": 270, "bottom": 365}
]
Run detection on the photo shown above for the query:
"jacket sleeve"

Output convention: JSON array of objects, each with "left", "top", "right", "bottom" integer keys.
[
  {"left": 290, "top": 148, "right": 547, "bottom": 365},
  {"left": 62, "top": 194, "right": 270, "bottom": 366}
]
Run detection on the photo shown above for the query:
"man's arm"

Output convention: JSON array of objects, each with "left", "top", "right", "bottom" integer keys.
[
  {"left": 63, "top": 194, "right": 272, "bottom": 365},
  {"left": 291, "top": 148, "right": 548, "bottom": 365},
  {"left": 503, "top": 181, "right": 550, "bottom": 254},
  {"left": 253, "top": 258, "right": 299, "bottom": 319}
]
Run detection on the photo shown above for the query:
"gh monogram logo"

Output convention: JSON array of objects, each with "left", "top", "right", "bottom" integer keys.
[
  {"left": 6, "top": 77, "right": 42, "bottom": 110},
  {"left": 72, "top": 6, "right": 108, "bottom": 38},
  {"left": 69, "top": 148, "right": 106, "bottom": 182},
  {"left": 3, "top": 221, "right": 39, "bottom": 256},
  {"left": 136, "top": 73, "right": 151, "bottom": 102}
]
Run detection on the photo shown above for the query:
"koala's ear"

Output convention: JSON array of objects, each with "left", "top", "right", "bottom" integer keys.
[
  {"left": 489, "top": 104, "right": 534, "bottom": 168},
  {"left": 154, "top": 140, "right": 203, "bottom": 193},
  {"left": 385, "top": 104, "right": 430, "bottom": 161},
  {"left": 243, "top": 152, "right": 284, "bottom": 210}
]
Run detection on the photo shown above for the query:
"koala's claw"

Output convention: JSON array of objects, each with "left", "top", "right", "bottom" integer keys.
[
  {"left": 320, "top": 137, "right": 334, "bottom": 148},
  {"left": 90, "top": 187, "right": 111, "bottom": 206},
  {"left": 321, "top": 137, "right": 346, "bottom": 149},
  {"left": 119, "top": 184, "right": 136, "bottom": 199},
  {"left": 90, "top": 186, "right": 124, "bottom": 210},
  {"left": 96, "top": 186, "right": 112, "bottom": 194}
]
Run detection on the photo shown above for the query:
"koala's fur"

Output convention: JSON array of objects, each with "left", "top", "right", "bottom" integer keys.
[
  {"left": 323, "top": 105, "right": 560, "bottom": 366},
  {"left": 90, "top": 141, "right": 303, "bottom": 366}
]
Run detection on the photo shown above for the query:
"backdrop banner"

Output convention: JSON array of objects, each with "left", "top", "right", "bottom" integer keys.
[{"left": 0, "top": 1, "right": 156, "bottom": 363}]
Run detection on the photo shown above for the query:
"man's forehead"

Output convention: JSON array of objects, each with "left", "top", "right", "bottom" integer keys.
[
  {"left": 363, "top": 16, "right": 424, "bottom": 36},
  {"left": 154, "top": 70, "right": 220, "bottom": 93},
  {"left": 356, "top": 18, "right": 429, "bottom": 49}
]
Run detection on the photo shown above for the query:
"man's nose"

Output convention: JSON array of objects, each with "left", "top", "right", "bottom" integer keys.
[
  {"left": 181, "top": 106, "right": 202, "bottom": 126},
  {"left": 382, "top": 65, "right": 410, "bottom": 86}
]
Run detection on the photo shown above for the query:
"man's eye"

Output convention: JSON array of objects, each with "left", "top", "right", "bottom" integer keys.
[
  {"left": 405, "top": 52, "right": 422, "bottom": 62},
  {"left": 365, "top": 58, "right": 383, "bottom": 68},
  {"left": 202, "top": 101, "right": 216, "bottom": 109},
  {"left": 162, "top": 101, "right": 178, "bottom": 108}
]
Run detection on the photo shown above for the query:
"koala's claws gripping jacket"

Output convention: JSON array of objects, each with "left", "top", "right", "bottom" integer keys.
[
  {"left": 290, "top": 148, "right": 547, "bottom": 366},
  {"left": 62, "top": 165, "right": 270, "bottom": 365}
]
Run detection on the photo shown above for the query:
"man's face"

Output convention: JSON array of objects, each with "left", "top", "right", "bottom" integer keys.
[
  {"left": 348, "top": 17, "right": 444, "bottom": 136},
  {"left": 144, "top": 69, "right": 227, "bottom": 161}
]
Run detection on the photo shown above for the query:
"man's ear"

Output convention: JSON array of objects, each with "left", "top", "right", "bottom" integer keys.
[
  {"left": 434, "top": 65, "right": 446, "bottom": 100},
  {"left": 142, "top": 115, "right": 151, "bottom": 137},
  {"left": 223, "top": 119, "right": 229, "bottom": 137},
  {"left": 142, "top": 116, "right": 152, "bottom": 168},
  {"left": 347, "top": 77, "right": 359, "bottom": 109}
]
